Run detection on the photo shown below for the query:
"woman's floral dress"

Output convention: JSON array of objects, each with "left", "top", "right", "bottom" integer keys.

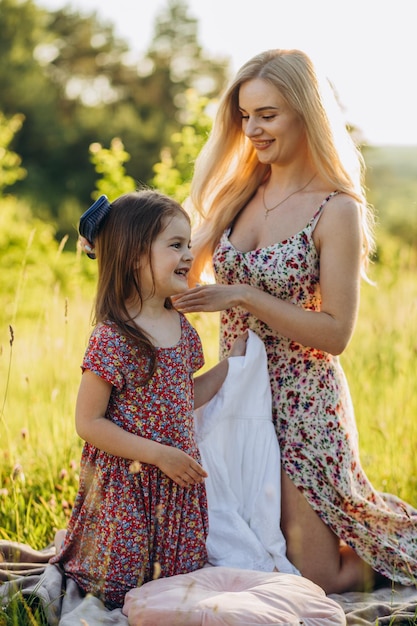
[
  {"left": 50, "top": 313, "right": 208, "bottom": 608},
  {"left": 213, "top": 192, "right": 417, "bottom": 585}
]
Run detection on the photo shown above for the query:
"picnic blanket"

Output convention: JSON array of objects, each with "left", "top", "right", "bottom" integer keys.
[{"left": 1, "top": 541, "right": 417, "bottom": 625}]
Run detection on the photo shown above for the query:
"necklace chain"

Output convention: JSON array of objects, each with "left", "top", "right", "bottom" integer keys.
[{"left": 263, "top": 174, "right": 316, "bottom": 219}]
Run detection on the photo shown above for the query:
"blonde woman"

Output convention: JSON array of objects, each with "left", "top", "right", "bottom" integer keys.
[{"left": 173, "top": 48, "right": 417, "bottom": 594}]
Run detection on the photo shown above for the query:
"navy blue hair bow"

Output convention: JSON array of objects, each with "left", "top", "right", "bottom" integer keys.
[{"left": 79, "top": 195, "right": 111, "bottom": 257}]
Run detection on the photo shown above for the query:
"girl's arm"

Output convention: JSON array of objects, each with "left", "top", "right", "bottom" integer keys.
[
  {"left": 174, "top": 197, "right": 362, "bottom": 356},
  {"left": 194, "top": 332, "right": 248, "bottom": 408},
  {"left": 76, "top": 370, "right": 207, "bottom": 485}
]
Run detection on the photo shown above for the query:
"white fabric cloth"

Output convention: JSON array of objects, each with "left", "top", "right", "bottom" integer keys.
[{"left": 195, "top": 330, "right": 299, "bottom": 575}]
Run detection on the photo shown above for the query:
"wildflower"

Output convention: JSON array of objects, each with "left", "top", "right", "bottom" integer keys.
[
  {"left": 59, "top": 468, "right": 68, "bottom": 480},
  {"left": 62, "top": 500, "right": 72, "bottom": 517},
  {"left": 20, "top": 428, "right": 29, "bottom": 440},
  {"left": 48, "top": 497, "right": 57, "bottom": 509},
  {"left": 12, "top": 463, "right": 25, "bottom": 483},
  {"left": 0, "top": 488, "right": 9, "bottom": 497}
]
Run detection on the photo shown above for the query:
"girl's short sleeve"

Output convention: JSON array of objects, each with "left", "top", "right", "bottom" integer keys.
[
  {"left": 82, "top": 323, "right": 125, "bottom": 390},
  {"left": 182, "top": 316, "right": 205, "bottom": 374}
]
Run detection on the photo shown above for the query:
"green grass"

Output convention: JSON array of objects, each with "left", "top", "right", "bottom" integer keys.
[
  {"left": 0, "top": 592, "right": 49, "bottom": 626},
  {"left": 0, "top": 289, "right": 90, "bottom": 547},
  {"left": 0, "top": 232, "right": 416, "bottom": 624},
  {"left": 1, "top": 237, "right": 417, "bottom": 547},
  {"left": 341, "top": 253, "right": 417, "bottom": 503}
]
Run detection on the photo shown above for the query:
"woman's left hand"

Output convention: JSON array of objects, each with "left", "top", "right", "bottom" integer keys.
[
  {"left": 229, "top": 330, "right": 249, "bottom": 357},
  {"left": 172, "top": 283, "right": 242, "bottom": 314}
]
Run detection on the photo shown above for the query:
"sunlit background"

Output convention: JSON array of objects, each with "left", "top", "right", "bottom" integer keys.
[
  {"left": 1, "top": 0, "right": 416, "bottom": 573},
  {"left": 39, "top": 0, "right": 417, "bottom": 146}
]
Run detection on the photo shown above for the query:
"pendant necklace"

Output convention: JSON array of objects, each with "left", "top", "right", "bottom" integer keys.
[{"left": 263, "top": 174, "right": 316, "bottom": 220}]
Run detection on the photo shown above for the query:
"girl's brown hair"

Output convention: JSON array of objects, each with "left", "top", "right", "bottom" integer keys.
[{"left": 94, "top": 189, "right": 190, "bottom": 382}]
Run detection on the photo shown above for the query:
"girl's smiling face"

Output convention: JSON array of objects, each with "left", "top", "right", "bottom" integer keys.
[
  {"left": 140, "top": 212, "right": 193, "bottom": 301},
  {"left": 238, "top": 77, "right": 307, "bottom": 166}
]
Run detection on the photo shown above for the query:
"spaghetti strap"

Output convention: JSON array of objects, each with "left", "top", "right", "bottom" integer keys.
[{"left": 311, "top": 191, "right": 339, "bottom": 231}]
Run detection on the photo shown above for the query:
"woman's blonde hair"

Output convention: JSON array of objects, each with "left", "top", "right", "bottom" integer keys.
[{"left": 189, "top": 48, "right": 374, "bottom": 284}]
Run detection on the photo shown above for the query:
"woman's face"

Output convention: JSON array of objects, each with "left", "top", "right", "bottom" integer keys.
[{"left": 238, "top": 77, "right": 307, "bottom": 166}]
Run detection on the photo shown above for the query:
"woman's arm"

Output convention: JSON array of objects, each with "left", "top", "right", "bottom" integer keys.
[
  {"left": 174, "top": 197, "right": 362, "bottom": 356},
  {"left": 76, "top": 370, "right": 207, "bottom": 485}
]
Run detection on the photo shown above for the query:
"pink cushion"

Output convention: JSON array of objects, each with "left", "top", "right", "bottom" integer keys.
[{"left": 123, "top": 566, "right": 346, "bottom": 625}]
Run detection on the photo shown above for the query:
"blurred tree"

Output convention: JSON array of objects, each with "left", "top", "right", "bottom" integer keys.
[
  {"left": 151, "top": 89, "right": 213, "bottom": 207},
  {"left": 0, "top": 0, "right": 133, "bottom": 233},
  {"left": 138, "top": 0, "right": 228, "bottom": 149},
  {"left": 0, "top": 112, "right": 26, "bottom": 192},
  {"left": 98, "top": 0, "right": 230, "bottom": 202},
  {"left": 89, "top": 137, "right": 136, "bottom": 201},
  {"left": 0, "top": 0, "right": 230, "bottom": 242}
]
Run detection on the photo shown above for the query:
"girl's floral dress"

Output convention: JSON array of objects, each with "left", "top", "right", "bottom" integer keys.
[
  {"left": 51, "top": 313, "right": 208, "bottom": 608},
  {"left": 213, "top": 192, "right": 417, "bottom": 585}
]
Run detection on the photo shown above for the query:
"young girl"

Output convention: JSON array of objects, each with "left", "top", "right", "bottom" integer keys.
[{"left": 50, "top": 190, "right": 246, "bottom": 608}]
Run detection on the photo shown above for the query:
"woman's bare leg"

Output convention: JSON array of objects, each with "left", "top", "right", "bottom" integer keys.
[{"left": 280, "top": 470, "right": 376, "bottom": 594}]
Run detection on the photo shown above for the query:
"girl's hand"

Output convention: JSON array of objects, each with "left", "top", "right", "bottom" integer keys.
[
  {"left": 157, "top": 445, "right": 208, "bottom": 487},
  {"left": 229, "top": 330, "right": 249, "bottom": 357},
  {"left": 172, "top": 283, "right": 243, "bottom": 313},
  {"left": 78, "top": 235, "right": 95, "bottom": 258}
]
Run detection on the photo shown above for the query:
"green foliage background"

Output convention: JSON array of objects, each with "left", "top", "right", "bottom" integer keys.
[
  {"left": 0, "top": 0, "right": 230, "bottom": 240},
  {"left": 1, "top": 130, "right": 416, "bottom": 552},
  {"left": 0, "top": 3, "right": 416, "bottom": 623}
]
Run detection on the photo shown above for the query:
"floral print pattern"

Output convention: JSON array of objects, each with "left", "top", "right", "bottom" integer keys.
[
  {"left": 213, "top": 193, "right": 417, "bottom": 585},
  {"left": 51, "top": 314, "right": 208, "bottom": 608}
]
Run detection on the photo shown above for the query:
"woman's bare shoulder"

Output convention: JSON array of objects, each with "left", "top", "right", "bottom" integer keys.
[
  {"left": 314, "top": 192, "right": 361, "bottom": 251},
  {"left": 320, "top": 192, "right": 360, "bottom": 224}
]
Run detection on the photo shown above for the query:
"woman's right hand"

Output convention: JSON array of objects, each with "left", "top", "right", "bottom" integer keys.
[
  {"left": 172, "top": 283, "right": 244, "bottom": 314},
  {"left": 157, "top": 444, "right": 208, "bottom": 487}
]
